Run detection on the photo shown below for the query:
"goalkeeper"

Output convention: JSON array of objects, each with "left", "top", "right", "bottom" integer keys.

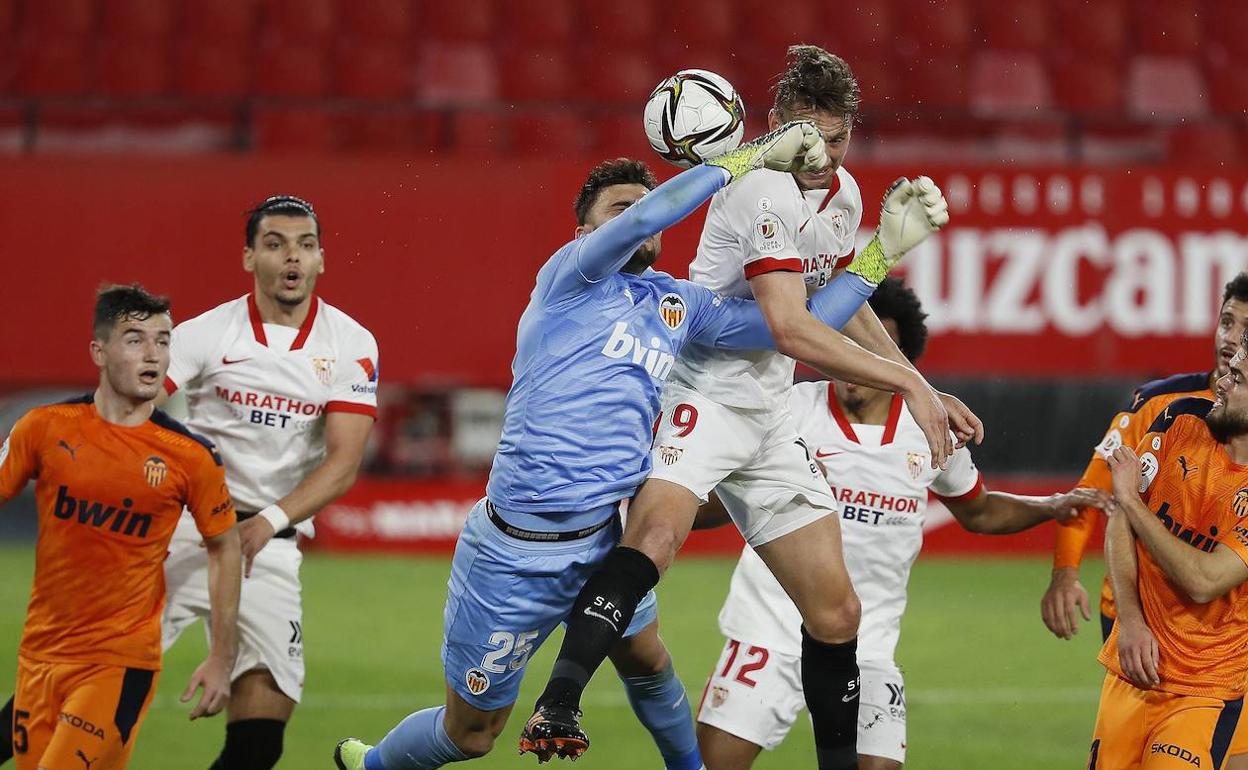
[
  {"left": 522, "top": 46, "right": 978, "bottom": 770},
  {"left": 334, "top": 121, "right": 946, "bottom": 770}
]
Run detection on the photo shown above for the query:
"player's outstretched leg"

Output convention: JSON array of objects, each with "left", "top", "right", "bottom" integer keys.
[
  {"left": 336, "top": 693, "right": 501, "bottom": 770},
  {"left": 611, "top": 621, "right": 705, "bottom": 770},
  {"left": 522, "top": 546, "right": 661, "bottom": 760},
  {"left": 754, "top": 517, "right": 862, "bottom": 770}
]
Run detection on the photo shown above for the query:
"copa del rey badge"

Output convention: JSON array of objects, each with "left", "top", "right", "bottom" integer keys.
[{"left": 658, "top": 293, "right": 686, "bottom": 331}]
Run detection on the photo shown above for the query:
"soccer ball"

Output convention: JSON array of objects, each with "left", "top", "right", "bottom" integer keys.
[{"left": 643, "top": 69, "right": 746, "bottom": 168}]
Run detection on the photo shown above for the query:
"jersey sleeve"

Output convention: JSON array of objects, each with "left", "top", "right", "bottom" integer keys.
[
  {"left": 726, "top": 173, "right": 805, "bottom": 280},
  {"left": 1052, "top": 410, "right": 1130, "bottom": 569},
  {"left": 327, "top": 327, "right": 379, "bottom": 419},
  {"left": 930, "top": 446, "right": 983, "bottom": 502},
  {"left": 164, "top": 314, "right": 218, "bottom": 395},
  {"left": 184, "top": 444, "right": 236, "bottom": 539},
  {"left": 0, "top": 411, "right": 44, "bottom": 501}
]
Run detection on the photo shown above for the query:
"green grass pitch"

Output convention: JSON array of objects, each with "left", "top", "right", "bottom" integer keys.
[{"left": 0, "top": 547, "right": 1106, "bottom": 768}]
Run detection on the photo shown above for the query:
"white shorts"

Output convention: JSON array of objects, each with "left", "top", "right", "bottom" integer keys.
[
  {"left": 696, "top": 637, "right": 907, "bottom": 764},
  {"left": 162, "top": 534, "right": 305, "bottom": 702},
  {"left": 649, "top": 382, "right": 838, "bottom": 546}
]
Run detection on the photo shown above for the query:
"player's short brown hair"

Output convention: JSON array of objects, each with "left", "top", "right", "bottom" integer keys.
[
  {"left": 868, "top": 278, "right": 928, "bottom": 362},
  {"left": 773, "top": 45, "right": 861, "bottom": 122},
  {"left": 93, "top": 283, "right": 171, "bottom": 340},
  {"left": 574, "top": 158, "right": 658, "bottom": 225},
  {"left": 245, "top": 194, "right": 320, "bottom": 246}
]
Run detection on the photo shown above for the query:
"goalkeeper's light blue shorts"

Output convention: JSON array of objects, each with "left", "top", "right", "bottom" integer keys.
[{"left": 440, "top": 497, "right": 658, "bottom": 710}]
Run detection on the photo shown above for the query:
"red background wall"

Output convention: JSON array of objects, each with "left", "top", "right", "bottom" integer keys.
[{"left": 3, "top": 157, "right": 1246, "bottom": 386}]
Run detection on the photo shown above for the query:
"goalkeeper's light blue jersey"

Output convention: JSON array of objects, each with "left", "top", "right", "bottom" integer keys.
[{"left": 485, "top": 164, "right": 872, "bottom": 530}]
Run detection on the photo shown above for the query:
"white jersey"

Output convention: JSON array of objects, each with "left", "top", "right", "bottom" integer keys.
[
  {"left": 165, "top": 294, "right": 379, "bottom": 532},
  {"left": 672, "top": 166, "right": 863, "bottom": 409},
  {"left": 717, "top": 381, "right": 982, "bottom": 660}
]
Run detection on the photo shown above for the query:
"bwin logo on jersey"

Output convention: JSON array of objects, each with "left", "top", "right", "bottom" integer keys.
[{"left": 601, "top": 322, "right": 675, "bottom": 380}]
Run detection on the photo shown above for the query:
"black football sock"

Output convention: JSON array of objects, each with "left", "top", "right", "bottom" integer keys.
[
  {"left": 209, "top": 718, "right": 286, "bottom": 770},
  {"left": 538, "top": 547, "right": 661, "bottom": 710},
  {"left": 0, "top": 695, "right": 12, "bottom": 763},
  {"left": 801, "top": 627, "right": 860, "bottom": 770}
]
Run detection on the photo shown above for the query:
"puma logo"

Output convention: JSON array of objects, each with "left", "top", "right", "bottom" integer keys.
[
  {"left": 58, "top": 440, "right": 81, "bottom": 461},
  {"left": 1179, "top": 455, "right": 1197, "bottom": 480},
  {"left": 76, "top": 749, "right": 98, "bottom": 769}
]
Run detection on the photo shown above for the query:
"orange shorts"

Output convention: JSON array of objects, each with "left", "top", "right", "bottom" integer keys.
[
  {"left": 1090, "top": 672, "right": 1243, "bottom": 770},
  {"left": 12, "top": 656, "right": 158, "bottom": 770}
]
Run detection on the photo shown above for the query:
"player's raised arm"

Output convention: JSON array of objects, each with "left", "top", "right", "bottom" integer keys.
[
  {"left": 689, "top": 268, "right": 878, "bottom": 351},
  {"left": 544, "top": 122, "right": 829, "bottom": 302}
]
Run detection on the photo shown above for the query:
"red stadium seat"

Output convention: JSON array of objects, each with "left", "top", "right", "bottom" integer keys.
[
  {"left": 1049, "top": 55, "right": 1123, "bottom": 116},
  {"left": 895, "top": 54, "right": 970, "bottom": 109},
  {"left": 418, "top": 0, "right": 495, "bottom": 42},
  {"left": 1167, "top": 122, "right": 1243, "bottom": 166},
  {"left": 261, "top": 0, "right": 335, "bottom": 42},
  {"left": 594, "top": 113, "right": 660, "bottom": 160},
  {"left": 1205, "top": 0, "right": 1248, "bottom": 60},
  {"left": 252, "top": 106, "right": 335, "bottom": 152},
  {"left": 21, "top": 0, "right": 96, "bottom": 39},
  {"left": 969, "top": 51, "right": 1051, "bottom": 116},
  {"left": 1133, "top": 0, "right": 1202, "bottom": 56},
  {"left": 13, "top": 39, "right": 91, "bottom": 96},
  {"left": 449, "top": 109, "right": 509, "bottom": 156},
  {"left": 1126, "top": 55, "right": 1208, "bottom": 121},
  {"left": 335, "top": 43, "right": 414, "bottom": 99},
  {"left": 576, "top": 48, "right": 657, "bottom": 105},
  {"left": 175, "top": 41, "right": 253, "bottom": 97},
  {"left": 736, "top": 0, "right": 821, "bottom": 51},
  {"left": 334, "top": 110, "right": 444, "bottom": 152},
  {"left": 511, "top": 112, "right": 590, "bottom": 156},
  {"left": 820, "top": 0, "right": 892, "bottom": 60},
  {"left": 416, "top": 43, "right": 498, "bottom": 104},
  {"left": 662, "top": 0, "right": 735, "bottom": 50},
  {"left": 498, "top": 0, "right": 573, "bottom": 46},
  {"left": 850, "top": 57, "right": 896, "bottom": 109},
  {"left": 893, "top": 0, "right": 973, "bottom": 56},
  {"left": 499, "top": 49, "right": 573, "bottom": 103},
  {"left": 582, "top": 1, "right": 653, "bottom": 47},
  {"left": 181, "top": 0, "right": 257, "bottom": 42},
  {"left": 0, "top": 103, "right": 26, "bottom": 153},
  {"left": 989, "top": 119, "right": 1068, "bottom": 163},
  {"left": 0, "top": 0, "right": 18, "bottom": 41},
  {"left": 1080, "top": 121, "right": 1167, "bottom": 164},
  {"left": 1205, "top": 60, "right": 1248, "bottom": 116},
  {"left": 1053, "top": 0, "right": 1127, "bottom": 58},
  {"left": 338, "top": 0, "right": 414, "bottom": 43},
  {"left": 37, "top": 105, "right": 237, "bottom": 153},
  {"left": 95, "top": 39, "right": 171, "bottom": 96},
  {"left": 100, "top": 0, "right": 174, "bottom": 40},
  {"left": 977, "top": 0, "right": 1051, "bottom": 50},
  {"left": 254, "top": 43, "right": 332, "bottom": 97}
]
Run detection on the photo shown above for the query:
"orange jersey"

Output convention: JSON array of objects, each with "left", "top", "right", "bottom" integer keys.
[
  {"left": 0, "top": 395, "right": 236, "bottom": 670},
  {"left": 1055, "top": 371, "right": 1214, "bottom": 571},
  {"left": 1098, "top": 397, "right": 1248, "bottom": 700}
]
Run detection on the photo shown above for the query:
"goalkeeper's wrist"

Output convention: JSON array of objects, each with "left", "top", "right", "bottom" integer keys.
[
  {"left": 846, "top": 233, "right": 889, "bottom": 285},
  {"left": 256, "top": 504, "right": 290, "bottom": 533}
]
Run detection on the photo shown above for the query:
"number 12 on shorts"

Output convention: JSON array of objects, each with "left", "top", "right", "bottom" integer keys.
[
  {"left": 721, "top": 639, "right": 770, "bottom": 687},
  {"left": 481, "top": 630, "right": 539, "bottom": 673}
]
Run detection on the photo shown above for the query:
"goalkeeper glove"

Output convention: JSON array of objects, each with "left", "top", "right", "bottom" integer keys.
[
  {"left": 706, "top": 121, "right": 830, "bottom": 182},
  {"left": 849, "top": 175, "right": 949, "bottom": 285}
]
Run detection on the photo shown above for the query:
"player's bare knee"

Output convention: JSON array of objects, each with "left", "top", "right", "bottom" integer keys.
[
  {"left": 803, "top": 592, "right": 861, "bottom": 643},
  {"left": 624, "top": 527, "right": 679, "bottom": 574}
]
